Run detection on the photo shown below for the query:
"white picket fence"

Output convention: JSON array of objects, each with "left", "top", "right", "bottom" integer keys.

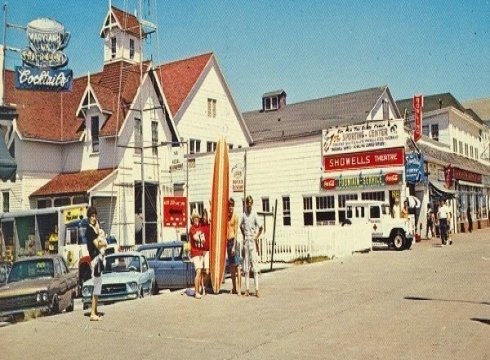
[{"left": 259, "top": 222, "right": 372, "bottom": 263}]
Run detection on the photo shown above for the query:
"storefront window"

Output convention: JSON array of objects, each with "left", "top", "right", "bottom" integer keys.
[
  {"left": 361, "top": 191, "right": 385, "bottom": 201},
  {"left": 303, "top": 197, "right": 313, "bottom": 226},
  {"left": 338, "top": 193, "right": 358, "bottom": 222},
  {"left": 315, "top": 196, "right": 335, "bottom": 225}
]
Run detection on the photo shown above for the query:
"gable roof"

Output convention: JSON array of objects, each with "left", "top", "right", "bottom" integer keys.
[
  {"left": 155, "top": 53, "right": 213, "bottom": 118},
  {"left": 30, "top": 168, "right": 115, "bottom": 197},
  {"left": 242, "top": 86, "right": 392, "bottom": 143},
  {"left": 4, "top": 70, "right": 86, "bottom": 142},
  {"left": 463, "top": 97, "right": 490, "bottom": 122},
  {"left": 5, "top": 60, "right": 149, "bottom": 141},
  {"left": 100, "top": 6, "right": 142, "bottom": 38},
  {"left": 396, "top": 93, "right": 484, "bottom": 125}
]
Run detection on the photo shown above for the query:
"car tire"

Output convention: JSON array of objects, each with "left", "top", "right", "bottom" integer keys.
[
  {"left": 391, "top": 232, "right": 405, "bottom": 251},
  {"left": 51, "top": 295, "right": 60, "bottom": 314},
  {"left": 138, "top": 286, "right": 144, "bottom": 299},
  {"left": 404, "top": 237, "right": 413, "bottom": 250},
  {"left": 66, "top": 293, "right": 75, "bottom": 312},
  {"left": 151, "top": 281, "right": 158, "bottom": 295}
]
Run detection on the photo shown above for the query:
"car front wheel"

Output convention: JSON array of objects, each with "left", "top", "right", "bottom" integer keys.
[{"left": 391, "top": 232, "right": 405, "bottom": 251}]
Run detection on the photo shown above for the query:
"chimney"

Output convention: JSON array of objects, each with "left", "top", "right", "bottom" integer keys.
[
  {"left": 438, "top": 99, "right": 443, "bottom": 109},
  {"left": 262, "top": 90, "right": 287, "bottom": 112}
]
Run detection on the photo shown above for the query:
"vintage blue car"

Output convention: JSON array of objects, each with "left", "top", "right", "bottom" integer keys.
[
  {"left": 137, "top": 241, "right": 195, "bottom": 291},
  {"left": 81, "top": 252, "right": 155, "bottom": 309}
]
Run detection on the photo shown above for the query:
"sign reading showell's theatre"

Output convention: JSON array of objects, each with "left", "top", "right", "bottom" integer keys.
[{"left": 15, "top": 18, "right": 72, "bottom": 91}]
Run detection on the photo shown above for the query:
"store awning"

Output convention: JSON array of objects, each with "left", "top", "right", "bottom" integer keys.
[
  {"left": 0, "top": 135, "right": 16, "bottom": 181},
  {"left": 457, "top": 180, "right": 486, "bottom": 188},
  {"left": 429, "top": 180, "right": 456, "bottom": 199}
]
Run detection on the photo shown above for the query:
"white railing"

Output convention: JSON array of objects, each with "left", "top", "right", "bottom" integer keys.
[{"left": 259, "top": 222, "right": 372, "bottom": 263}]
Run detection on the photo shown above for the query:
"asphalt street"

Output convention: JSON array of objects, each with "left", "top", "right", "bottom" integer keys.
[{"left": 1, "top": 228, "right": 489, "bottom": 359}]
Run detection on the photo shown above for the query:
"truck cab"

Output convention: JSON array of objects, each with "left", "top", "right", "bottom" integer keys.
[{"left": 345, "top": 200, "right": 413, "bottom": 251}]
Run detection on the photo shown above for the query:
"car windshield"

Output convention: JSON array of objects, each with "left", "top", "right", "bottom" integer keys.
[
  {"left": 8, "top": 259, "right": 54, "bottom": 283},
  {"left": 104, "top": 255, "right": 140, "bottom": 273}
]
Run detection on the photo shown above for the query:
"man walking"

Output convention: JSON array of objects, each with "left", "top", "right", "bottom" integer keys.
[
  {"left": 240, "top": 196, "right": 263, "bottom": 297},
  {"left": 437, "top": 200, "right": 452, "bottom": 246}
]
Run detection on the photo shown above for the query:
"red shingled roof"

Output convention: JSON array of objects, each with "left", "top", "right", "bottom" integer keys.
[
  {"left": 109, "top": 6, "right": 142, "bottom": 38},
  {"left": 5, "top": 60, "right": 150, "bottom": 141},
  {"left": 156, "top": 53, "right": 213, "bottom": 117},
  {"left": 31, "top": 168, "right": 115, "bottom": 197}
]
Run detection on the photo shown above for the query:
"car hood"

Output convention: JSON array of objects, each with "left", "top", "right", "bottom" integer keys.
[
  {"left": 84, "top": 272, "right": 142, "bottom": 286},
  {"left": 0, "top": 278, "right": 51, "bottom": 298}
]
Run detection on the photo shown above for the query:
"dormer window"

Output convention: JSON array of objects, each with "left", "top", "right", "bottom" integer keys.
[
  {"left": 91, "top": 116, "right": 100, "bottom": 153},
  {"left": 262, "top": 90, "right": 287, "bottom": 112},
  {"left": 111, "top": 37, "right": 117, "bottom": 59}
]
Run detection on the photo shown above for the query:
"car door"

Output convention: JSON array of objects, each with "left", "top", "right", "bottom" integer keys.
[
  {"left": 155, "top": 246, "right": 187, "bottom": 289},
  {"left": 139, "top": 256, "right": 152, "bottom": 294}
]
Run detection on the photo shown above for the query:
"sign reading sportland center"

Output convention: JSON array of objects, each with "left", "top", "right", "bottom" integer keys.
[
  {"left": 322, "top": 119, "right": 405, "bottom": 156},
  {"left": 15, "top": 18, "right": 72, "bottom": 91}
]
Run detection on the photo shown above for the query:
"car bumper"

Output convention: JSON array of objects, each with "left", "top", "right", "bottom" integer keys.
[
  {"left": 0, "top": 304, "right": 51, "bottom": 319},
  {"left": 82, "top": 292, "right": 138, "bottom": 306}
]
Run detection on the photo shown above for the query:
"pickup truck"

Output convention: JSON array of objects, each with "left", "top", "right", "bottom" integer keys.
[{"left": 345, "top": 200, "right": 413, "bottom": 251}]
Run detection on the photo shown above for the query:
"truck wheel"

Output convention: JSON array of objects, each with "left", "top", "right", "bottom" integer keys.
[
  {"left": 392, "top": 232, "right": 405, "bottom": 251},
  {"left": 404, "top": 237, "right": 413, "bottom": 250}
]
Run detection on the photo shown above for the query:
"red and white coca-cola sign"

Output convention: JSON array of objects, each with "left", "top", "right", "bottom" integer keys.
[
  {"left": 321, "top": 178, "right": 336, "bottom": 190},
  {"left": 384, "top": 173, "right": 401, "bottom": 185},
  {"left": 323, "top": 147, "right": 404, "bottom": 172}
]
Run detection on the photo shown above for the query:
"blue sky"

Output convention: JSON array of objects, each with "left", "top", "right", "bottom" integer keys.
[{"left": 2, "top": 0, "right": 489, "bottom": 111}]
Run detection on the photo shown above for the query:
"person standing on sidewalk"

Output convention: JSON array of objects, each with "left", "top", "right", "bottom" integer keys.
[
  {"left": 227, "top": 198, "right": 242, "bottom": 296},
  {"left": 200, "top": 208, "right": 211, "bottom": 295},
  {"left": 86, "top": 206, "right": 107, "bottom": 321},
  {"left": 467, "top": 205, "right": 473, "bottom": 233},
  {"left": 437, "top": 200, "right": 452, "bottom": 246},
  {"left": 240, "top": 196, "right": 263, "bottom": 297},
  {"left": 189, "top": 210, "right": 206, "bottom": 299}
]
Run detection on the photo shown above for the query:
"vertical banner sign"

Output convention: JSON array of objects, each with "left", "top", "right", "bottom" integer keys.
[
  {"left": 231, "top": 163, "right": 244, "bottom": 193},
  {"left": 413, "top": 95, "right": 423, "bottom": 142},
  {"left": 163, "top": 196, "right": 187, "bottom": 227}
]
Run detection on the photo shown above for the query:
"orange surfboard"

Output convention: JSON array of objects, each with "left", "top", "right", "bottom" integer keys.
[{"left": 210, "top": 137, "right": 229, "bottom": 294}]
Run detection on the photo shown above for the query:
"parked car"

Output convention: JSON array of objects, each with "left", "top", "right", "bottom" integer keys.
[
  {"left": 81, "top": 252, "right": 155, "bottom": 309},
  {"left": 0, "top": 261, "right": 12, "bottom": 287},
  {"left": 0, "top": 256, "right": 78, "bottom": 320},
  {"left": 137, "top": 241, "right": 195, "bottom": 291}
]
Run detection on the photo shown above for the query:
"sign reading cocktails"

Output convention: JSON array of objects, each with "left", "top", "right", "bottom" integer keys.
[{"left": 15, "top": 18, "right": 72, "bottom": 91}]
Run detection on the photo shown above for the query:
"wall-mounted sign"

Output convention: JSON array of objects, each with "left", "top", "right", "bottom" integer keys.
[
  {"left": 413, "top": 95, "right": 423, "bottom": 142},
  {"left": 169, "top": 147, "right": 184, "bottom": 172},
  {"left": 322, "top": 119, "right": 405, "bottom": 156},
  {"left": 15, "top": 18, "right": 72, "bottom": 91},
  {"left": 163, "top": 196, "right": 187, "bottom": 227},
  {"left": 321, "top": 171, "right": 402, "bottom": 190},
  {"left": 323, "top": 147, "right": 404, "bottom": 172},
  {"left": 452, "top": 167, "right": 481, "bottom": 184},
  {"left": 231, "top": 163, "right": 244, "bottom": 193},
  {"left": 405, "top": 151, "right": 426, "bottom": 183},
  {"left": 62, "top": 206, "right": 87, "bottom": 224}
]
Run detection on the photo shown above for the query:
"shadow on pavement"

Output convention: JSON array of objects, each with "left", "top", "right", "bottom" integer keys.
[
  {"left": 404, "top": 296, "right": 490, "bottom": 306},
  {"left": 470, "top": 318, "right": 490, "bottom": 326}
]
